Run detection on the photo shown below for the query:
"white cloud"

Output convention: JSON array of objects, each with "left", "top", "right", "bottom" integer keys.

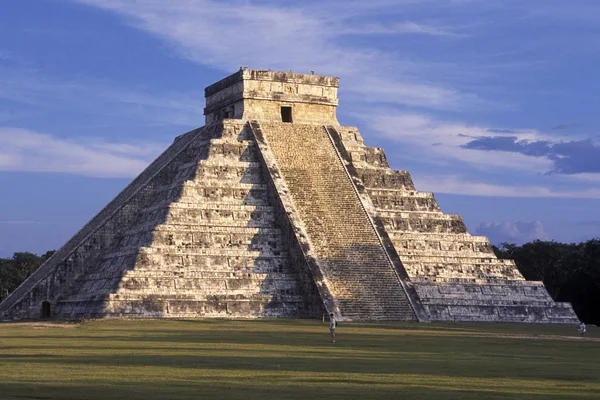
[
  {"left": 568, "top": 173, "right": 600, "bottom": 183},
  {"left": 0, "top": 127, "right": 165, "bottom": 178},
  {"left": 0, "top": 221, "right": 46, "bottom": 225},
  {"left": 339, "top": 21, "right": 462, "bottom": 37},
  {"left": 476, "top": 220, "right": 548, "bottom": 245},
  {"left": 413, "top": 174, "right": 600, "bottom": 199},
  {"left": 363, "top": 112, "right": 557, "bottom": 172},
  {"left": 350, "top": 78, "right": 479, "bottom": 110},
  {"left": 69, "top": 0, "right": 474, "bottom": 110},
  {"left": 0, "top": 66, "right": 203, "bottom": 127}
]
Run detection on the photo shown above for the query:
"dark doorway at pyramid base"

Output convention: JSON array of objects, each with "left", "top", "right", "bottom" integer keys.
[{"left": 40, "top": 301, "right": 51, "bottom": 319}]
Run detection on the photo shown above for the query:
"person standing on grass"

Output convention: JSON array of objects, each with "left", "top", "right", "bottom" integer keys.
[
  {"left": 329, "top": 313, "right": 337, "bottom": 343},
  {"left": 578, "top": 322, "right": 586, "bottom": 336}
]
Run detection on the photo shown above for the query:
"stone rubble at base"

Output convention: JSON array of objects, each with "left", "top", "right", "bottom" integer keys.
[{"left": 0, "top": 68, "right": 579, "bottom": 323}]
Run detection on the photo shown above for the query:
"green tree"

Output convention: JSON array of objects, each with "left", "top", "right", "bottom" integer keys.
[
  {"left": 0, "top": 252, "right": 49, "bottom": 301},
  {"left": 495, "top": 239, "right": 600, "bottom": 324}
]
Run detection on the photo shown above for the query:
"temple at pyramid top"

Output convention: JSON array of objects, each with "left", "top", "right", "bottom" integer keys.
[{"left": 204, "top": 68, "right": 340, "bottom": 125}]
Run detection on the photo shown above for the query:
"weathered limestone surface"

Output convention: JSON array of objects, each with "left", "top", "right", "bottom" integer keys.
[
  {"left": 251, "top": 122, "right": 417, "bottom": 321},
  {"left": 329, "top": 125, "right": 578, "bottom": 323},
  {"left": 205, "top": 68, "right": 339, "bottom": 125},
  {"left": 0, "top": 68, "right": 579, "bottom": 323}
]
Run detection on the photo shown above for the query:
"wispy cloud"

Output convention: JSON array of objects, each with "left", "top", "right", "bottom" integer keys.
[
  {"left": 339, "top": 21, "right": 463, "bottom": 37},
  {"left": 413, "top": 174, "right": 600, "bottom": 199},
  {"left": 69, "top": 0, "right": 474, "bottom": 110},
  {"left": 362, "top": 112, "right": 555, "bottom": 172},
  {"left": 0, "top": 66, "right": 203, "bottom": 127},
  {"left": 0, "top": 221, "right": 48, "bottom": 225},
  {"left": 476, "top": 220, "right": 548, "bottom": 245},
  {"left": 362, "top": 109, "right": 600, "bottom": 180},
  {"left": 0, "top": 127, "right": 164, "bottom": 178},
  {"left": 462, "top": 135, "right": 600, "bottom": 174}
]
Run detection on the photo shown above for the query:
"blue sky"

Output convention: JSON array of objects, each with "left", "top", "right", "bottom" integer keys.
[{"left": 1, "top": 0, "right": 599, "bottom": 256}]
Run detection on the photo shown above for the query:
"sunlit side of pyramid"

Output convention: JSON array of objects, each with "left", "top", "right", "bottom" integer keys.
[{"left": 0, "top": 68, "right": 579, "bottom": 323}]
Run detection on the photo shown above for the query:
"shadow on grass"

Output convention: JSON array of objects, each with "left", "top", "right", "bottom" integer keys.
[
  {"left": 1, "top": 343, "right": 599, "bottom": 385},
  {"left": 0, "top": 377, "right": 596, "bottom": 400}
]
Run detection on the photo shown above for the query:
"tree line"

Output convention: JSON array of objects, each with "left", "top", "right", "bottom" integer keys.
[
  {"left": 493, "top": 239, "right": 600, "bottom": 325},
  {"left": 1, "top": 240, "right": 598, "bottom": 324},
  {"left": 0, "top": 251, "right": 55, "bottom": 301}
]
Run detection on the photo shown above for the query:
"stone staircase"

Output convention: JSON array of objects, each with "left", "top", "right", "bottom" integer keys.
[{"left": 251, "top": 121, "right": 417, "bottom": 321}]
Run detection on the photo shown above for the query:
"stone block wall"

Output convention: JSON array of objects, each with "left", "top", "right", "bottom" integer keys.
[{"left": 204, "top": 69, "right": 339, "bottom": 125}]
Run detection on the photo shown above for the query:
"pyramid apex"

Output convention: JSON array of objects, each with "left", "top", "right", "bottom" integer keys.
[{"left": 204, "top": 69, "right": 339, "bottom": 125}]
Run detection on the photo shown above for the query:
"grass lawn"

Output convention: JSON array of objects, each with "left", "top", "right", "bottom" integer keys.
[{"left": 0, "top": 319, "right": 598, "bottom": 399}]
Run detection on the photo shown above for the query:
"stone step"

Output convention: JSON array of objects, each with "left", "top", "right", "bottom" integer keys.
[
  {"left": 103, "top": 247, "right": 289, "bottom": 261},
  {"left": 421, "top": 298, "right": 556, "bottom": 306},
  {"left": 208, "top": 137, "right": 256, "bottom": 146},
  {"left": 107, "top": 230, "right": 286, "bottom": 256},
  {"left": 56, "top": 293, "right": 304, "bottom": 306},
  {"left": 125, "top": 222, "right": 280, "bottom": 236},
  {"left": 161, "top": 206, "right": 275, "bottom": 226},
  {"left": 371, "top": 197, "right": 440, "bottom": 212},
  {"left": 414, "top": 282, "right": 551, "bottom": 298},
  {"left": 192, "top": 163, "right": 263, "bottom": 182},
  {"left": 123, "top": 221, "right": 278, "bottom": 243},
  {"left": 147, "top": 175, "right": 268, "bottom": 201},
  {"left": 179, "top": 159, "right": 259, "bottom": 171},
  {"left": 408, "top": 273, "right": 525, "bottom": 283},
  {"left": 149, "top": 170, "right": 263, "bottom": 194},
  {"left": 389, "top": 232, "right": 490, "bottom": 242},
  {"left": 87, "top": 256, "right": 293, "bottom": 278},
  {"left": 407, "top": 271, "right": 524, "bottom": 281},
  {"left": 106, "top": 292, "right": 303, "bottom": 301},
  {"left": 206, "top": 141, "right": 259, "bottom": 163},
  {"left": 392, "top": 238, "right": 497, "bottom": 257},
  {"left": 137, "top": 201, "right": 273, "bottom": 224},
  {"left": 356, "top": 169, "right": 416, "bottom": 191},
  {"left": 424, "top": 303, "right": 579, "bottom": 324},
  {"left": 412, "top": 276, "right": 526, "bottom": 284},
  {"left": 366, "top": 188, "right": 435, "bottom": 198},
  {"left": 115, "top": 228, "right": 285, "bottom": 249},
  {"left": 399, "top": 250, "right": 498, "bottom": 259},
  {"left": 134, "top": 182, "right": 271, "bottom": 214},
  {"left": 120, "top": 270, "right": 301, "bottom": 279},
  {"left": 53, "top": 298, "right": 306, "bottom": 319},
  {"left": 379, "top": 216, "right": 468, "bottom": 234},
  {"left": 399, "top": 255, "right": 516, "bottom": 264},
  {"left": 85, "top": 266, "right": 299, "bottom": 279},
  {"left": 376, "top": 210, "right": 456, "bottom": 219},
  {"left": 147, "top": 230, "right": 285, "bottom": 249}
]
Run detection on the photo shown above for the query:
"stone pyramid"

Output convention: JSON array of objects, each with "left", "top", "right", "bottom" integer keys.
[{"left": 0, "top": 69, "right": 579, "bottom": 323}]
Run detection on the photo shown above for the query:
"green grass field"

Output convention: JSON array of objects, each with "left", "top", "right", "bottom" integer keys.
[{"left": 0, "top": 319, "right": 598, "bottom": 400}]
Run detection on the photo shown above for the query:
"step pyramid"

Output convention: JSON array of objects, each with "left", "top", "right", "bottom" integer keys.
[{"left": 0, "top": 68, "right": 579, "bottom": 323}]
